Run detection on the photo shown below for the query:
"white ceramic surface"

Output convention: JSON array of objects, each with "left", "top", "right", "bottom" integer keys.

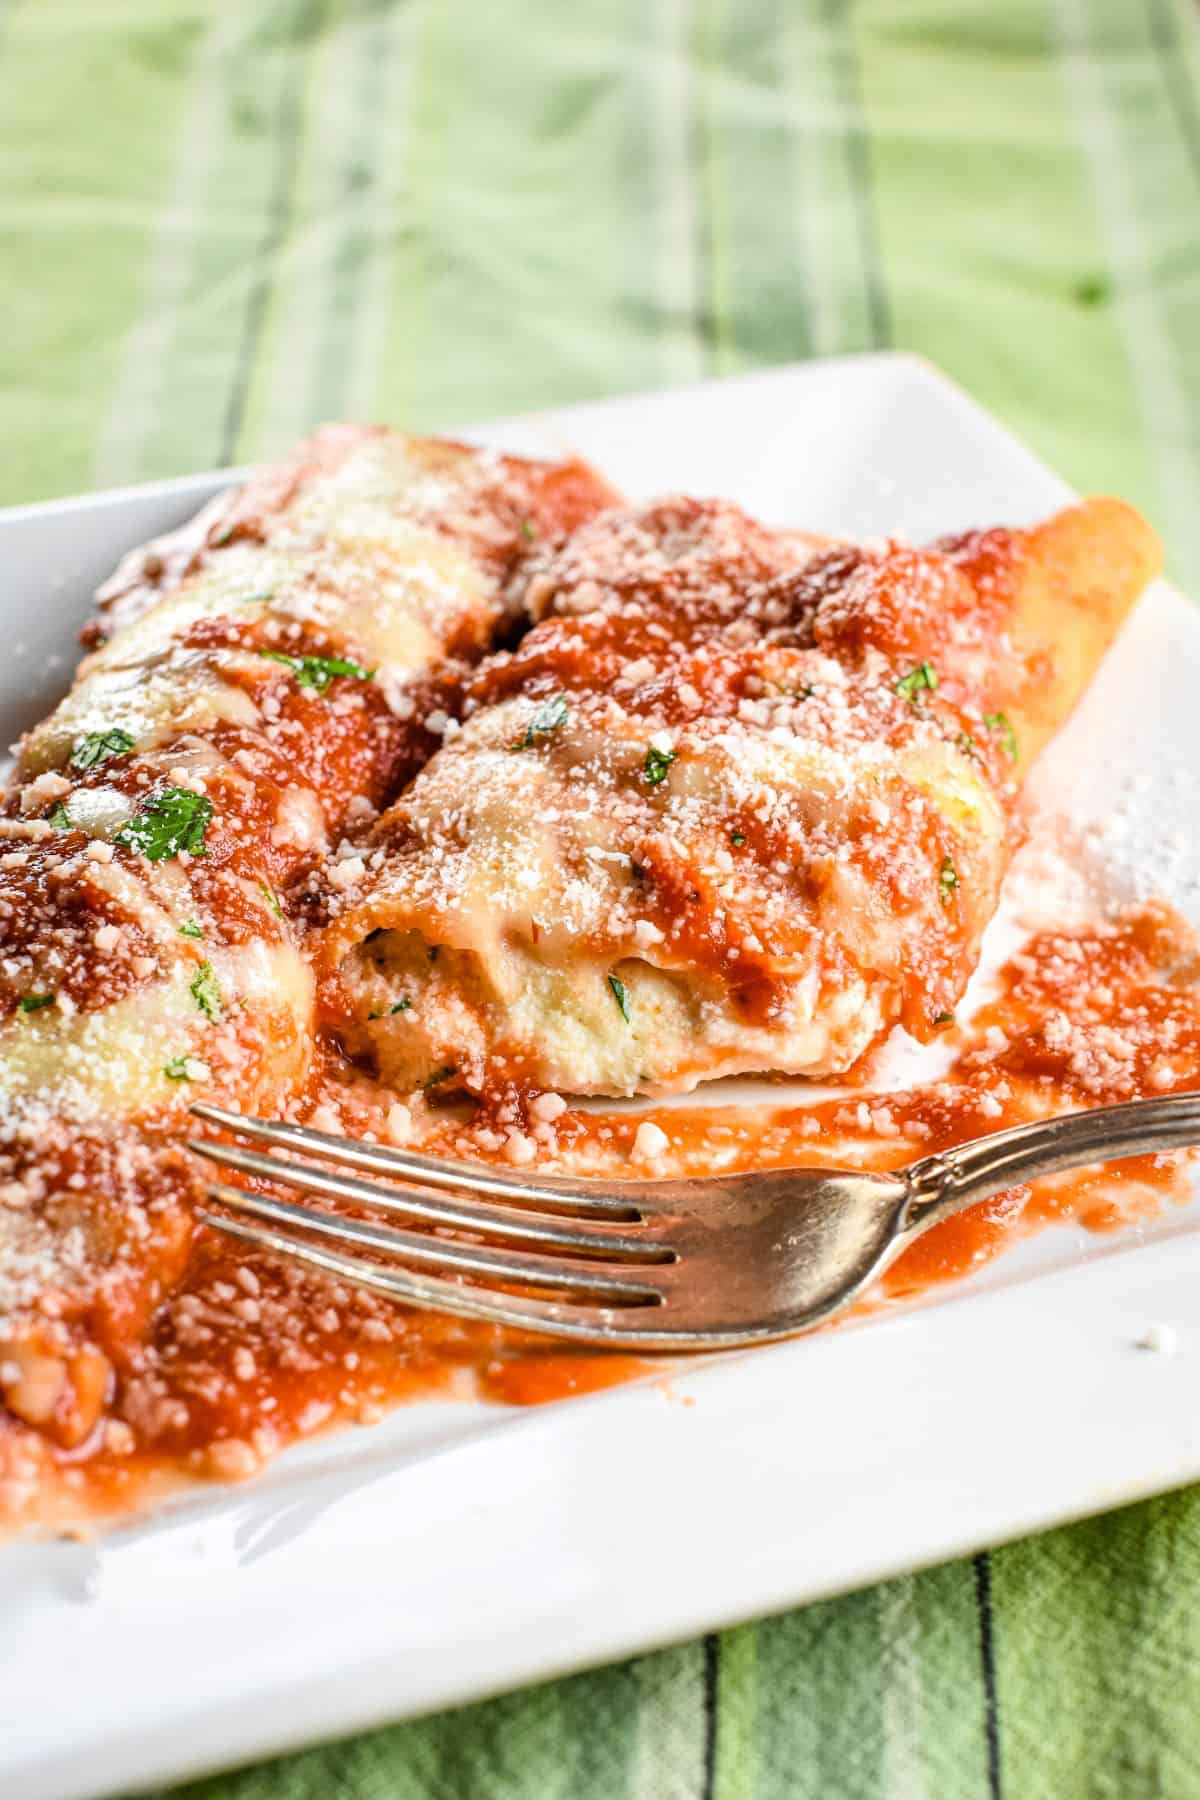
[{"left": 2, "top": 354, "right": 1198, "bottom": 1800}]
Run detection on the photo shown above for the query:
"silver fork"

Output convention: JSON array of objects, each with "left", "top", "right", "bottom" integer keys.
[{"left": 189, "top": 1092, "right": 1200, "bottom": 1350}]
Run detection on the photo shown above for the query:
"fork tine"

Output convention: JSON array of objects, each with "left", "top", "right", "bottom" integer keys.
[
  {"left": 190, "top": 1102, "right": 645, "bottom": 1218},
  {"left": 200, "top": 1211, "right": 664, "bottom": 1342},
  {"left": 205, "top": 1184, "right": 666, "bottom": 1303},
  {"left": 189, "top": 1139, "right": 671, "bottom": 1261}
]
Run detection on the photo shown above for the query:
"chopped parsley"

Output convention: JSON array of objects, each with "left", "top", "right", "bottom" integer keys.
[
  {"left": 512, "top": 693, "right": 569, "bottom": 750},
  {"left": 933, "top": 1010, "right": 955, "bottom": 1027},
  {"left": 260, "top": 883, "right": 283, "bottom": 919},
  {"left": 163, "top": 1055, "right": 200, "bottom": 1082},
  {"left": 178, "top": 919, "right": 204, "bottom": 939},
  {"left": 18, "top": 993, "right": 54, "bottom": 1013},
  {"left": 189, "top": 960, "right": 222, "bottom": 1022},
  {"left": 71, "top": 727, "right": 135, "bottom": 771},
  {"left": 116, "top": 786, "right": 212, "bottom": 862},
  {"left": 939, "top": 856, "right": 959, "bottom": 902},
  {"left": 259, "top": 650, "right": 376, "bottom": 695},
  {"left": 210, "top": 522, "right": 237, "bottom": 547},
  {"left": 731, "top": 831, "right": 746, "bottom": 847},
  {"left": 642, "top": 745, "right": 677, "bottom": 787},
  {"left": 956, "top": 731, "right": 977, "bottom": 758},
  {"left": 47, "top": 802, "right": 73, "bottom": 829},
  {"left": 984, "top": 710, "right": 1019, "bottom": 761},
  {"left": 607, "top": 973, "right": 631, "bottom": 1022},
  {"left": 519, "top": 518, "right": 537, "bottom": 542},
  {"left": 895, "top": 661, "right": 938, "bottom": 703},
  {"left": 368, "top": 998, "right": 413, "bottom": 1020}
]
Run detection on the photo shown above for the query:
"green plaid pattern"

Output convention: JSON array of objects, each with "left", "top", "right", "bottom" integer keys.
[{"left": 3, "top": 1, "right": 1200, "bottom": 1793}]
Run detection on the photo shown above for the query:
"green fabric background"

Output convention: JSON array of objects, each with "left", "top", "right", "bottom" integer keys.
[{"left": 3, "top": 1, "right": 1200, "bottom": 1794}]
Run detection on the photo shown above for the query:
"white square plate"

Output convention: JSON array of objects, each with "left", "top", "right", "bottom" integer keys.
[{"left": 4, "top": 354, "right": 1200, "bottom": 1800}]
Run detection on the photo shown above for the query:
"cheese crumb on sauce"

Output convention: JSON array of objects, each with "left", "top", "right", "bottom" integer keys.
[
  {"left": 529, "top": 1091, "right": 566, "bottom": 1123},
  {"left": 632, "top": 1120, "right": 670, "bottom": 1162}
]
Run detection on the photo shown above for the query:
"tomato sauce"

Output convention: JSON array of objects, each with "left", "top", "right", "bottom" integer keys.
[
  {"left": 6, "top": 895, "right": 1195, "bottom": 1530},
  {"left": 0, "top": 457, "right": 1176, "bottom": 1532}
]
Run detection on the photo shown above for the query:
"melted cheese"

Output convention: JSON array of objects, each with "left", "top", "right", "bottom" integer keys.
[
  {"left": 87, "top": 530, "right": 463, "bottom": 682},
  {"left": 0, "top": 944, "right": 313, "bottom": 1116},
  {"left": 23, "top": 659, "right": 261, "bottom": 775},
  {"left": 19, "top": 435, "right": 521, "bottom": 779}
]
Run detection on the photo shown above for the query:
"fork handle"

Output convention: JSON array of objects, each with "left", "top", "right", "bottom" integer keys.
[{"left": 902, "top": 1090, "right": 1200, "bottom": 1229}]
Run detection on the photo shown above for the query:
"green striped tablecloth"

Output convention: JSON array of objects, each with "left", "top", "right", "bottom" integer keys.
[{"left": 4, "top": 2, "right": 1200, "bottom": 1794}]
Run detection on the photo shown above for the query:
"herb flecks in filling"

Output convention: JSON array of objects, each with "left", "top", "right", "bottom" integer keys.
[
  {"left": 984, "top": 710, "right": 1019, "bottom": 761},
  {"left": 608, "top": 974, "right": 631, "bottom": 1022},
  {"left": 422, "top": 1065, "right": 457, "bottom": 1090},
  {"left": 511, "top": 693, "right": 568, "bottom": 751},
  {"left": 895, "top": 661, "right": 939, "bottom": 703},
  {"left": 939, "top": 856, "right": 959, "bottom": 902}
]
